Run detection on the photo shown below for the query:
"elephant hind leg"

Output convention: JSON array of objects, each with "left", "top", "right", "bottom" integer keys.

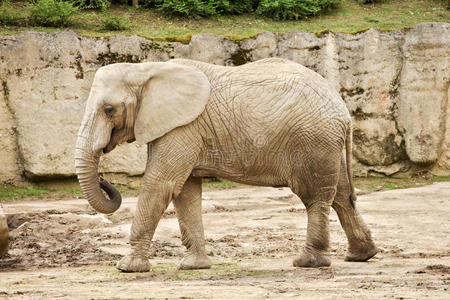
[
  {"left": 173, "top": 176, "right": 211, "bottom": 270},
  {"left": 332, "top": 158, "right": 378, "bottom": 262},
  {"left": 290, "top": 153, "right": 341, "bottom": 268}
]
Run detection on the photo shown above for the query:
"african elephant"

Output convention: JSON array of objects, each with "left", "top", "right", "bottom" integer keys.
[
  {"left": 75, "top": 58, "right": 378, "bottom": 272},
  {"left": 0, "top": 205, "right": 8, "bottom": 257}
]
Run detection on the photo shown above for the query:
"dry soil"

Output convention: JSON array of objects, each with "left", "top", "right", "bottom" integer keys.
[{"left": 0, "top": 182, "right": 449, "bottom": 299}]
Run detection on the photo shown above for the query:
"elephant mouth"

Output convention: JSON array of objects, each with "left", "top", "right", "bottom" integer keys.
[
  {"left": 103, "top": 137, "right": 116, "bottom": 153},
  {"left": 103, "top": 128, "right": 118, "bottom": 154},
  {"left": 103, "top": 143, "right": 115, "bottom": 154},
  {"left": 102, "top": 127, "right": 135, "bottom": 154}
]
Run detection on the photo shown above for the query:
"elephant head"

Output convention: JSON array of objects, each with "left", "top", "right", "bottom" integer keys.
[{"left": 75, "top": 61, "right": 211, "bottom": 214}]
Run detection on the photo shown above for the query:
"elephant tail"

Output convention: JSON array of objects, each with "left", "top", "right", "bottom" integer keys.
[{"left": 345, "top": 125, "right": 357, "bottom": 208}]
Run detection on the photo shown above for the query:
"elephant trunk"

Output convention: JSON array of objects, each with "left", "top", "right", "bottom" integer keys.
[{"left": 75, "top": 119, "right": 121, "bottom": 214}]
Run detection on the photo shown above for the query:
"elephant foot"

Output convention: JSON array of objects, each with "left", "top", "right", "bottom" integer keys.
[
  {"left": 293, "top": 250, "right": 331, "bottom": 268},
  {"left": 116, "top": 255, "right": 151, "bottom": 272},
  {"left": 178, "top": 252, "right": 212, "bottom": 270},
  {"left": 345, "top": 241, "right": 378, "bottom": 262}
]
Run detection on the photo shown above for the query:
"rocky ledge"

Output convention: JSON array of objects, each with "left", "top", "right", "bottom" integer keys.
[{"left": 0, "top": 22, "right": 448, "bottom": 183}]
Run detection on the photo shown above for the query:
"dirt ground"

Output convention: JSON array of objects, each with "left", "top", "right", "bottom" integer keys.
[{"left": 0, "top": 182, "right": 449, "bottom": 299}]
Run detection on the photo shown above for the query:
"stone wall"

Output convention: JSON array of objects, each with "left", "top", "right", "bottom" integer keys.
[{"left": 0, "top": 22, "right": 448, "bottom": 184}]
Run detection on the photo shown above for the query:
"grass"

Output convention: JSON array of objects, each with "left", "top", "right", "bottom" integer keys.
[
  {"left": 0, "top": 0, "right": 448, "bottom": 40},
  {"left": 91, "top": 261, "right": 285, "bottom": 281},
  {"left": 0, "top": 180, "right": 237, "bottom": 201},
  {"left": 0, "top": 184, "right": 82, "bottom": 201},
  {"left": 150, "top": 261, "right": 285, "bottom": 280},
  {"left": 0, "top": 183, "right": 140, "bottom": 201},
  {"left": 202, "top": 180, "right": 240, "bottom": 189},
  {"left": 0, "top": 176, "right": 448, "bottom": 201},
  {"left": 354, "top": 175, "right": 450, "bottom": 192}
]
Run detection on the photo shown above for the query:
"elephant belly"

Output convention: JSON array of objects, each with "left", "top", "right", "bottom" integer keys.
[
  {"left": 191, "top": 154, "right": 290, "bottom": 187},
  {"left": 192, "top": 168, "right": 288, "bottom": 187}
]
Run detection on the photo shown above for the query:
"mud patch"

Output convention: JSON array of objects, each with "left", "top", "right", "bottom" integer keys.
[
  {"left": 0, "top": 211, "right": 122, "bottom": 270},
  {"left": 150, "top": 241, "right": 183, "bottom": 258},
  {"left": 412, "top": 264, "right": 450, "bottom": 274},
  {"left": 205, "top": 230, "right": 305, "bottom": 259}
]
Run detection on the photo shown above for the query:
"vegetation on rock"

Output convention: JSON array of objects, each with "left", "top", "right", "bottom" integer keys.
[
  {"left": 256, "top": 0, "right": 340, "bottom": 20},
  {"left": 28, "top": 0, "right": 78, "bottom": 27},
  {"left": 0, "top": 0, "right": 448, "bottom": 36},
  {"left": 0, "top": 0, "right": 26, "bottom": 25},
  {"left": 100, "top": 13, "right": 130, "bottom": 30}
]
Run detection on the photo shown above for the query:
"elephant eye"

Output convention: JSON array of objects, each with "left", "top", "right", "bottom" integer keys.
[{"left": 104, "top": 105, "right": 116, "bottom": 116}]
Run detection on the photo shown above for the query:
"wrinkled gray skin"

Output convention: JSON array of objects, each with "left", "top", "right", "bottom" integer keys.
[
  {"left": 0, "top": 205, "right": 8, "bottom": 257},
  {"left": 75, "top": 58, "right": 377, "bottom": 272}
]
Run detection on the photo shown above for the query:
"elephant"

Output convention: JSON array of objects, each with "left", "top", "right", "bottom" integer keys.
[
  {"left": 75, "top": 58, "right": 378, "bottom": 272},
  {"left": 0, "top": 205, "right": 8, "bottom": 257}
]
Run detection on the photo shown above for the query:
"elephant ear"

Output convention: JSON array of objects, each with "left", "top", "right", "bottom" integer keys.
[{"left": 133, "top": 62, "right": 210, "bottom": 144}]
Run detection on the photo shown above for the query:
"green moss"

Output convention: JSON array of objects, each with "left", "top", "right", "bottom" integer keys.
[
  {"left": 224, "top": 33, "right": 259, "bottom": 41},
  {"left": 97, "top": 52, "right": 141, "bottom": 66},
  {"left": 314, "top": 29, "right": 331, "bottom": 38},
  {"left": 138, "top": 40, "right": 163, "bottom": 50},
  {"left": 344, "top": 28, "right": 371, "bottom": 35},
  {"left": 153, "top": 34, "right": 192, "bottom": 44}
]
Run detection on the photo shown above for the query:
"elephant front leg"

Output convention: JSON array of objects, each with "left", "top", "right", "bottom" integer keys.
[
  {"left": 116, "top": 182, "right": 172, "bottom": 272},
  {"left": 116, "top": 139, "right": 200, "bottom": 272},
  {"left": 173, "top": 176, "right": 211, "bottom": 270}
]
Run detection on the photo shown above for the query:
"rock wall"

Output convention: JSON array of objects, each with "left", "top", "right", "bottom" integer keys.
[{"left": 0, "top": 22, "right": 448, "bottom": 184}]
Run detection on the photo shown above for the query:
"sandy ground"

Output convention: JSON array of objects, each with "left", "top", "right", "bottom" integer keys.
[{"left": 0, "top": 182, "right": 449, "bottom": 299}]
